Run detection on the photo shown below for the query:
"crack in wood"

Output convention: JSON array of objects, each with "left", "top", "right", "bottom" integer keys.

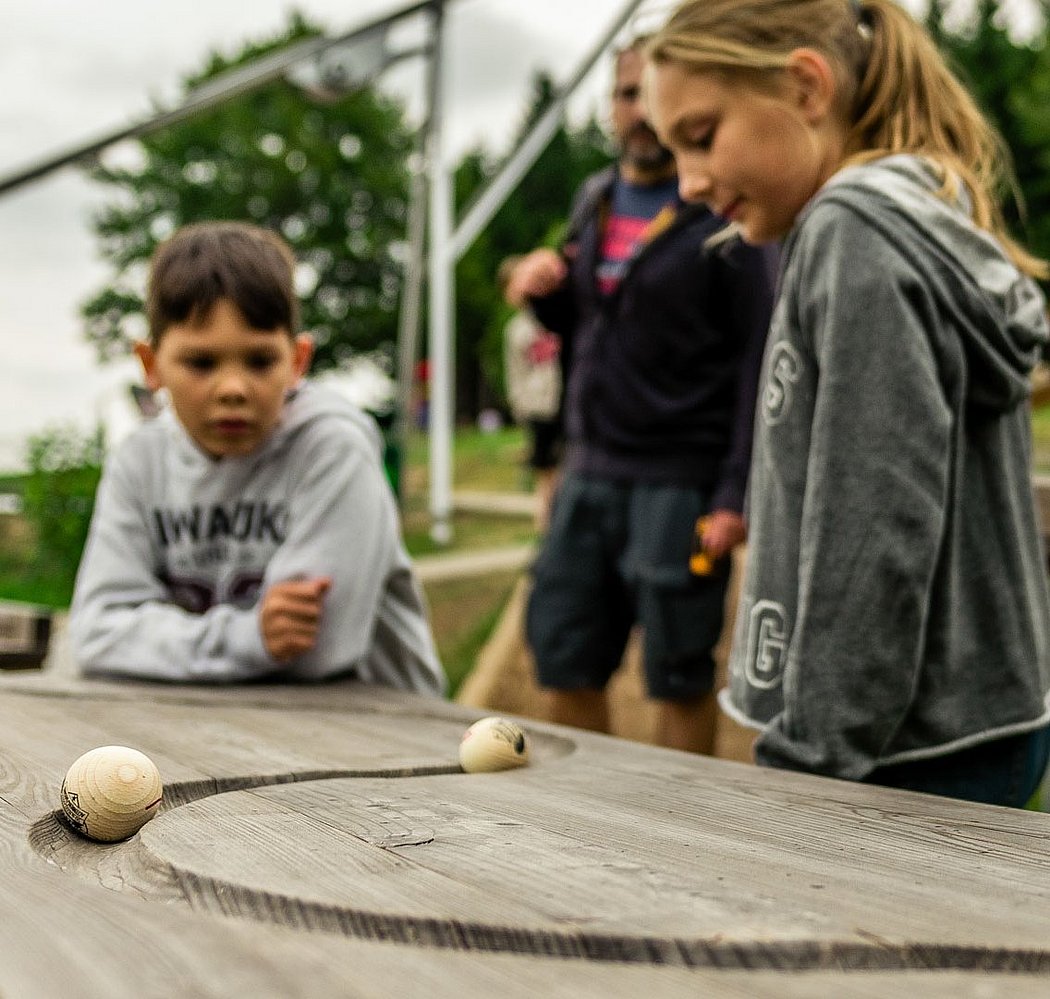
[
  {"left": 26, "top": 769, "right": 1050, "bottom": 975},
  {"left": 158, "top": 764, "right": 462, "bottom": 810},
  {"left": 168, "top": 868, "right": 1050, "bottom": 973}
]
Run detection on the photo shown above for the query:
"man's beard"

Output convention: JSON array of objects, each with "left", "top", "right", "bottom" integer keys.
[{"left": 621, "top": 121, "right": 674, "bottom": 172}]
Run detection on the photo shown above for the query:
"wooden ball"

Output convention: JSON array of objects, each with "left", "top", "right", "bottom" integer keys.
[
  {"left": 60, "top": 746, "right": 163, "bottom": 842},
  {"left": 459, "top": 716, "right": 530, "bottom": 773}
]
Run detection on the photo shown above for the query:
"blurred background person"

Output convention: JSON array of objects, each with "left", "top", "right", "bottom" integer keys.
[
  {"left": 506, "top": 36, "right": 777, "bottom": 753},
  {"left": 498, "top": 254, "right": 563, "bottom": 530}
]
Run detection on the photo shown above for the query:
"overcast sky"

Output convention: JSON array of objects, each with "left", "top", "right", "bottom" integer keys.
[{"left": 0, "top": 0, "right": 668, "bottom": 470}]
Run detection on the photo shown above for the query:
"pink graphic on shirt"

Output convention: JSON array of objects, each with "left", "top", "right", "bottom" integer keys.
[{"left": 597, "top": 215, "right": 650, "bottom": 295}]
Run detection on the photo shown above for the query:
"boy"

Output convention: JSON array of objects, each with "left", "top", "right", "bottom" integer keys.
[{"left": 69, "top": 221, "right": 445, "bottom": 694}]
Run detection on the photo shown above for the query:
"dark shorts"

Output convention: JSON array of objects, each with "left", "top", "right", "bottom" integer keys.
[{"left": 525, "top": 472, "right": 730, "bottom": 701}]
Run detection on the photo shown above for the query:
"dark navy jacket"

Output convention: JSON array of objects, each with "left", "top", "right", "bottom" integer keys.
[{"left": 532, "top": 166, "right": 778, "bottom": 511}]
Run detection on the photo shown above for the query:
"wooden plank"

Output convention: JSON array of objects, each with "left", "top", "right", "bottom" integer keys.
[
  {"left": 115, "top": 765, "right": 1050, "bottom": 953},
  {"left": 0, "top": 687, "right": 570, "bottom": 799},
  {"left": 0, "top": 600, "right": 51, "bottom": 670},
  {"left": 3, "top": 674, "right": 1050, "bottom": 994}
]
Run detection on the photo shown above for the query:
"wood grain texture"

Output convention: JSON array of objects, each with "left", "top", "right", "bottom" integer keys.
[{"left": 3, "top": 670, "right": 1050, "bottom": 995}]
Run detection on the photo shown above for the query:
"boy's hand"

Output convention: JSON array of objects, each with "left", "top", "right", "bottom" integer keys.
[{"left": 260, "top": 577, "right": 331, "bottom": 663}]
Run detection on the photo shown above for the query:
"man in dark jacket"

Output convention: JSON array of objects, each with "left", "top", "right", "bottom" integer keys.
[{"left": 506, "top": 36, "right": 777, "bottom": 753}]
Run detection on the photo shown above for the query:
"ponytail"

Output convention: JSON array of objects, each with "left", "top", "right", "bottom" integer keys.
[{"left": 649, "top": 0, "right": 1047, "bottom": 277}]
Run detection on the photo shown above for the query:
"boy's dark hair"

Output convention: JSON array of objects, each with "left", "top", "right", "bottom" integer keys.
[{"left": 146, "top": 221, "right": 299, "bottom": 344}]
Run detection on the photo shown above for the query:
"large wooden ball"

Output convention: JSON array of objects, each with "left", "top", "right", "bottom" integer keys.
[
  {"left": 60, "top": 746, "right": 163, "bottom": 842},
  {"left": 459, "top": 716, "right": 530, "bottom": 773}
]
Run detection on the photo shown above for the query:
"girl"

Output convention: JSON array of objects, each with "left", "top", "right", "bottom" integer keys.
[{"left": 646, "top": 0, "right": 1050, "bottom": 805}]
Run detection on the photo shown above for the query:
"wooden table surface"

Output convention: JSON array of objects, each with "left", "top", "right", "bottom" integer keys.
[{"left": 4, "top": 638, "right": 1050, "bottom": 998}]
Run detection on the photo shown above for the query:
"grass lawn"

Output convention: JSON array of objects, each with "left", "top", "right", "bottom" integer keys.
[
  {"left": 401, "top": 423, "right": 532, "bottom": 499},
  {"left": 400, "top": 423, "right": 539, "bottom": 557},
  {"left": 403, "top": 512, "right": 537, "bottom": 559},
  {"left": 1032, "top": 402, "right": 1050, "bottom": 474},
  {"left": 422, "top": 569, "right": 522, "bottom": 698}
]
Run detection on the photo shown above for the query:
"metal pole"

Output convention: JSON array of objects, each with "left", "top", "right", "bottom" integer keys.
[
  {"left": 425, "top": 0, "right": 455, "bottom": 544},
  {"left": 425, "top": 0, "right": 644, "bottom": 540},
  {"left": 0, "top": 0, "right": 433, "bottom": 197},
  {"left": 449, "top": 0, "right": 645, "bottom": 262}
]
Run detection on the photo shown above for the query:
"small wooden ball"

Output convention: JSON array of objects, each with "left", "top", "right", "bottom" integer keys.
[
  {"left": 459, "top": 716, "right": 530, "bottom": 773},
  {"left": 60, "top": 746, "right": 163, "bottom": 842}
]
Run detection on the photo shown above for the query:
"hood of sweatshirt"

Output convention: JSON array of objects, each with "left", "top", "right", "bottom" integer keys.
[
  {"left": 162, "top": 380, "right": 383, "bottom": 471},
  {"left": 806, "top": 154, "right": 1048, "bottom": 411}
]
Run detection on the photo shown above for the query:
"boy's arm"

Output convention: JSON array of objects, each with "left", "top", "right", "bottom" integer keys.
[
  {"left": 69, "top": 454, "right": 278, "bottom": 682},
  {"left": 259, "top": 577, "right": 330, "bottom": 662},
  {"left": 266, "top": 417, "right": 424, "bottom": 680}
]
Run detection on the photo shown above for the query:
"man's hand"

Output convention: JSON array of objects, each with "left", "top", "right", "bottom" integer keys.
[
  {"left": 700, "top": 509, "right": 746, "bottom": 560},
  {"left": 259, "top": 577, "right": 331, "bottom": 663},
  {"left": 505, "top": 248, "right": 567, "bottom": 306}
]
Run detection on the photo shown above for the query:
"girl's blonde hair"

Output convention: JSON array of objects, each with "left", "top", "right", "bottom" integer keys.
[{"left": 648, "top": 0, "right": 1047, "bottom": 278}]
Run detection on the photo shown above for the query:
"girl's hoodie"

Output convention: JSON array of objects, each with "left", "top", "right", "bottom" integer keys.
[{"left": 723, "top": 154, "right": 1050, "bottom": 778}]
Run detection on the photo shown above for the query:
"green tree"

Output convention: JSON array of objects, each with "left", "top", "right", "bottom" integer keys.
[
  {"left": 928, "top": 0, "right": 1050, "bottom": 260},
  {"left": 14, "top": 425, "right": 105, "bottom": 607},
  {"left": 80, "top": 14, "right": 415, "bottom": 373}
]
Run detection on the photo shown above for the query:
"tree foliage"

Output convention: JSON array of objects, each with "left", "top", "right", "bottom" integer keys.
[
  {"left": 15, "top": 425, "right": 105, "bottom": 606},
  {"left": 928, "top": 0, "right": 1050, "bottom": 261},
  {"left": 80, "top": 14, "right": 414, "bottom": 372}
]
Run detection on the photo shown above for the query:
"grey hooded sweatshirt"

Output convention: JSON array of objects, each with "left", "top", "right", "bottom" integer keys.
[
  {"left": 723, "top": 154, "right": 1050, "bottom": 780},
  {"left": 70, "top": 382, "right": 445, "bottom": 695}
]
